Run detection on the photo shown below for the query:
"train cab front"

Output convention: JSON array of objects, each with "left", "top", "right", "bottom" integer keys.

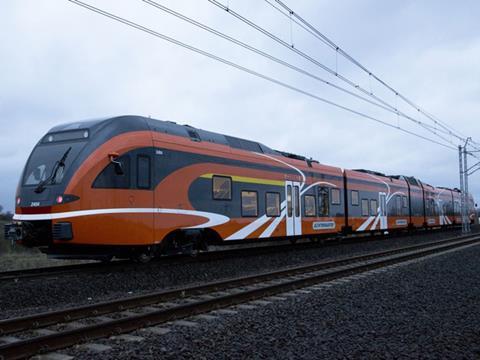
[{"left": 7, "top": 127, "right": 90, "bottom": 249}]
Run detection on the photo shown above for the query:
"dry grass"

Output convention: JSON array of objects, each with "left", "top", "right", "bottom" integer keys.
[
  {"left": 0, "top": 252, "right": 72, "bottom": 272},
  {"left": 0, "top": 220, "right": 91, "bottom": 271}
]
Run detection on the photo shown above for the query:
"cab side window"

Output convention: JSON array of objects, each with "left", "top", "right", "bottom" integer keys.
[
  {"left": 92, "top": 154, "right": 131, "bottom": 189},
  {"left": 137, "top": 155, "right": 151, "bottom": 189}
]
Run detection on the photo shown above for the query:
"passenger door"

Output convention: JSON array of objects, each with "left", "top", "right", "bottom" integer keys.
[
  {"left": 285, "top": 181, "right": 302, "bottom": 236},
  {"left": 379, "top": 192, "right": 387, "bottom": 229}
]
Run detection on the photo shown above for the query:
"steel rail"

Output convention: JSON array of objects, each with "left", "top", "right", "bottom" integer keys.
[
  {"left": 0, "top": 234, "right": 478, "bottom": 359},
  {"left": 0, "top": 244, "right": 303, "bottom": 282},
  {"left": 0, "top": 261, "right": 129, "bottom": 282},
  {"left": 0, "top": 238, "right": 343, "bottom": 282},
  {"left": 0, "top": 231, "right": 472, "bottom": 335}
]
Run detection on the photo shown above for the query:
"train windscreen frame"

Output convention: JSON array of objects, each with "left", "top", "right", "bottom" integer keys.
[{"left": 23, "top": 141, "right": 86, "bottom": 186}]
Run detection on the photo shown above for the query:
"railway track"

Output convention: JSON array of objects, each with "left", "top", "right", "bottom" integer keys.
[
  {"left": 0, "top": 233, "right": 478, "bottom": 360},
  {"left": 0, "top": 261, "right": 127, "bottom": 282},
  {"left": 0, "top": 244, "right": 309, "bottom": 283},
  {"left": 0, "top": 227, "right": 463, "bottom": 283},
  {"left": 0, "top": 246, "right": 287, "bottom": 282}
]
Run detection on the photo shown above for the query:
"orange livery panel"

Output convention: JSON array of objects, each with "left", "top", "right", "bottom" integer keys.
[{"left": 8, "top": 115, "right": 470, "bottom": 260}]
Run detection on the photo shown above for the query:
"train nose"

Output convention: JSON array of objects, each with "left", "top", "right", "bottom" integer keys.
[
  {"left": 17, "top": 187, "right": 52, "bottom": 208},
  {"left": 7, "top": 220, "right": 74, "bottom": 247}
]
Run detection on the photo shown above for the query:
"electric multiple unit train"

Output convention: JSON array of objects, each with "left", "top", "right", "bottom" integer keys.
[{"left": 5, "top": 116, "right": 476, "bottom": 261}]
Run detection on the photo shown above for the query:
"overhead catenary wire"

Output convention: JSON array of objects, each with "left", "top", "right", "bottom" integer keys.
[
  {"left": 141, "top": 0, "right": 456, "bottom": 143},
  {"left": 267, "top": 0, "right": 480, "bottom": 156},
  {"left": 207, "top": 0, "right": 399, "bottom": 112},
  {"left": 140, "top": 0, "right": 392, "bottom": 113},
  {"left": 67, "top": 0, "right": 457, "bottom": 151},
  {"left": 262, "top": 0, "right": 336, "bottom": 51},
  {"left": 267, "top": 0, "right": 475, "bottom": 147},
  {"left": 269, "top": 0, "right": 460, "bottom": 136},
  {"left": 207, "top": 0, "right": 459, "bottom": 148}
]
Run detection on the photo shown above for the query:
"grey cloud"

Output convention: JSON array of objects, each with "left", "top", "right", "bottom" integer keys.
[{"left": 0, "top": 0, "right": 479, "bottom": 211}]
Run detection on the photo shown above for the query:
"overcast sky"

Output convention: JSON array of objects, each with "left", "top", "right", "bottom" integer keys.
[{"left": 1, "top": 0, "right": 479, "bottom": 212}]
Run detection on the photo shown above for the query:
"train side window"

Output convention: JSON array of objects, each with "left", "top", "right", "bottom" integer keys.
[
  {"left": 331, "top": 188, "right": 341, "bottom": 205},
  {"left": 212, "top": 176, "right": 232, "bottom": 200},
  {"left": 241, "top": 191, "right": 258, "bottom": 217},
  {"left": 396, "top": 196, "right": 402, "bottom": 216},
  {"left": 370, "top": 199, "right": 378, "bottom": 216},
  {"left": 431, "top": 199, "right": 437, "bottom": 216},
  {"left": 318, "top": 187, "right": 329, "bottom": 217},
  {"left": 361, "top": 199, "right": 369, "bottom": 217},
  {"left": 137, "top": 155, "right": 151, "bottom": 189},
  {"left": 351, "top": 190, "right": 359, "bottom": 206},
  {"left": 403, "top": 196, "right": 409, "bottom": 216},
  {"left": 304, "top": 195, "right": 316, "bottom": 217},
  {"left": 92, "top": 154, "right": 131, "bottom": 189},
  {"left": 266, "top": 192, "right": 280, "bottom": 217}
]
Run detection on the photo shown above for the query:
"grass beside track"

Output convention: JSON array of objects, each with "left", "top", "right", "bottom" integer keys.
[{"left": 0, "top": 220, "right": 91, "bottom": 272}]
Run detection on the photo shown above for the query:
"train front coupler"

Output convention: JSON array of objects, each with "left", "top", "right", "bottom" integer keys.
[
  {"left": 4, "top": 222, "right": 23, "bottom": 243},
  {"left": 4, "top": 220, "right": 52, "bottom": 247}
]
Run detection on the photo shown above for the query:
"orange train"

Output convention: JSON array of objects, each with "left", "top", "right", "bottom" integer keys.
[{"left": 5, "top": 116, "right": 477, "bottom": 261}]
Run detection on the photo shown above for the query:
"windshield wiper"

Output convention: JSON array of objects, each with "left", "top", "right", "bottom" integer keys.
[{"left": 34, "top": 147, "right": 72, "bottom": 194}]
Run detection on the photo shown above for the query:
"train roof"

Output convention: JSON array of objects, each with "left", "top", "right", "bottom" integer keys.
[
  {"left": 43, "top": 116, "right": 465, "bottom": 196},
  {"left": 353, "top": 169, "right": 387, "bottom": 177},
  {"left": 355, "top": 171, "right": 426, "bottom": 187},
  {"left": 46, "top": 115, "right": 321, "bottom": 162}
]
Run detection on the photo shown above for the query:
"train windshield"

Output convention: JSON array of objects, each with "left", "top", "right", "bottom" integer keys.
[{"left": 23, "top": 142, "right": 85, "bottom": 186}]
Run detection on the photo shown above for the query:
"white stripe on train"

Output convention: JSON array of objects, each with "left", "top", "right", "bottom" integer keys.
[{"left": 13, "top": 208, "right": 230, "bottom": 229}]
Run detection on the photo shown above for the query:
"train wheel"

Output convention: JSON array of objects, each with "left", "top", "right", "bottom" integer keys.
[
  {"left": 133, "top": 252, "right": 152, "bottom": 264},
  {"left": 130, "top": 247, "right": 154, "bottom": 263},
  {"left": 189, "top": 247, "right": 199, "bottom": 258}
]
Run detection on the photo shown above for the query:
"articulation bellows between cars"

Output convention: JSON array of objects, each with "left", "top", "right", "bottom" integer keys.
[{"left": 5, "top": 116, "right": 477, "bottom": 261}]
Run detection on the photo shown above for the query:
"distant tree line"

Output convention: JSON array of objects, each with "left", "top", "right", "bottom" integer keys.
[{"left": 0, "top": 205, "right": 13, "bottom": 221}]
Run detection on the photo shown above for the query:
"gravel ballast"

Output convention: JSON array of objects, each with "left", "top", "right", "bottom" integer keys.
[
  {"left": 70, "top": 240, "right": 480, "bottom": 359},
  {"left": 0, "top": 228, "right": 477, "bottom": 320}
]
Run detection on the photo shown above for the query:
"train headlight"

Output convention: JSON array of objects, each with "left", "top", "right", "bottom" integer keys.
[
  {"left": 16, "top": 197, "right": 21, "bottom": 205},
  {"left": 55, "top": 194, "right": 79, "bottom": 205}
]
